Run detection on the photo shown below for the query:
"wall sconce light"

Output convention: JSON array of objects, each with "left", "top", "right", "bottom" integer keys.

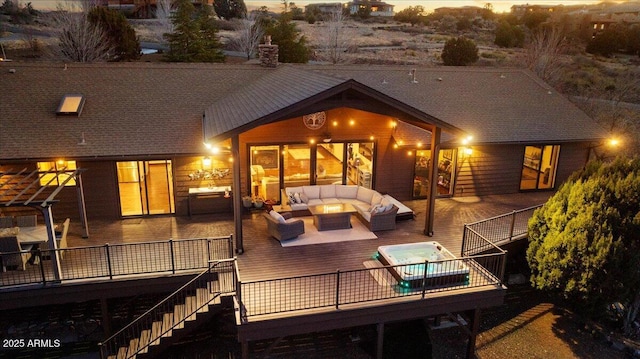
[
  {"left": 369, "top": 135, "right": 374, "bottom": 141},
  {"left": 608, "top": 138, "right": 620, "bottom": 147},
  {"left": 464, "top": 147, "right": 473, "bottom": 156},
  {"left": 309, "top": 138, "right": 316, "bottom": 144},
  {"left": 202, "top": 156, "right": 212, "bottom": 168},
  {"left": 461, "top": 135, "right": 473, "bottom": 146},
  {"left": 349, "top": 119, "right": 355, "bottom": 126}
]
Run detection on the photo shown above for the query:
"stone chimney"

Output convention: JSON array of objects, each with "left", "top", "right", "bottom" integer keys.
[{"left": 258, "top": 35, "right": 278, "bottom": 68}]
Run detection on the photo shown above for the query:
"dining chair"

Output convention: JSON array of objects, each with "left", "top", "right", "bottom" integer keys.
[
  {"left": 0, "top": 236, "right": 32, "bottom": 271},
  {"left": 0, "top": 217, "right": 13, "bottom": 228},
  {"left": 16, "top": 215, "right": 37, "bottom": 227},
  {"left": 56, "top": 218, "right": 70, "bottom": 259}
]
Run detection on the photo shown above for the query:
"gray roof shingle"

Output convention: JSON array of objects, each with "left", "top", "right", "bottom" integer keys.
[{"left": 0, "top": 62, "right": 603, "bottom": 161}]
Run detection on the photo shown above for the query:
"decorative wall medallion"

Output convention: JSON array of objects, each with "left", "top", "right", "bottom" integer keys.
[{"left": 302, "top": 111, "right": 326, "bottom": 130}]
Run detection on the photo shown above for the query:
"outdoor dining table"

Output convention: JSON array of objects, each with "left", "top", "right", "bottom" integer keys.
[{"left": 16, "top": 226, "right": 50, "bottom": 264}]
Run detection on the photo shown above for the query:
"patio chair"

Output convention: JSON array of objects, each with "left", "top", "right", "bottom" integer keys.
[
  {"left": 57, "top": 218, "right": 70, "bottom": 259},
  {"left": 0, "top": 236, "right": 32, "bottom": 271},
  {"left": 263, "top": 211, "right": 305, "bottom": 242},
  {"left": 16, "top": 215, "right": 37, "bottom": 227},
  {"left": 40, "top": 218, "right": 70, "bottom": 260},
  {"left": 0, "top": 217, "right": 13, "bottom": 228}
]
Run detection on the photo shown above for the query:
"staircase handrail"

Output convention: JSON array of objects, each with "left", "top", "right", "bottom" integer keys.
[{"left": 98, "top": 257, "right": 237, "bottom": 359}]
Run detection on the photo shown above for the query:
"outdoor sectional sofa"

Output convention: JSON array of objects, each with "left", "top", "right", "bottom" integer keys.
[{"left": 281, "top": 184, "right": 402, "bottom": 231}]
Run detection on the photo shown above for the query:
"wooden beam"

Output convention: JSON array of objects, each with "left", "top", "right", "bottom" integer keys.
[
  {"left": 465, "top": 308, "right": 481, "bottom": 359},
  {"left": 232, "top": 135, "right": 244, "bottom": 254},
  {"left": 425, "top": 126, "right": 441, "bottom": 236},
  {"left": 376, "top": 322, "right": 385, "bottom": 359}
]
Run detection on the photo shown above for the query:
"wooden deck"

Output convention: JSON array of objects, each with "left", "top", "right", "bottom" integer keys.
[{"left": 1, "top": 192, "right": 552, "bottom": 306}]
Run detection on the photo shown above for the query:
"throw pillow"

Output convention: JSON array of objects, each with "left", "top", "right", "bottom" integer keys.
[
  {"left": 300, "top": 193, "right": 309, "bottom": 203},
  {"left": 288, "top": 192, "right": 296, "bottom": 204},
  {"left": 294, "top": 192, "right": 302, "bottom": 204},
  {"left": 369, "top": 204, "right": 383, "bottom": 214},
  {"left": 269, "top": 210, "right": 286, "bottom": 223},
  {"left": 381, "top": 198, "right": 394, "bottom": 211}
]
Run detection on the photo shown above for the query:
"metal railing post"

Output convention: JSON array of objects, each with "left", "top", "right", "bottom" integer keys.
[
  {"left": 509, "top": 210, "right": 516, "bottom": 241},
  {"left": 421, "top": 260, "right": 428, "bottom": 299},
  {"left": 499, "top": 250, "right": 508, "bottom": 283},
  {"left": 105, "top": 244, "right": 113, "bottom": 280},
  {"left": 37, "top": 249, "right": 47, "bottom": 285},
  {"left": 461, "top": 224, "right": 468, "bottom": 256},
  {"left": 229, "top": 234, "right": 234, "bottom": 259},
  {"left": 169, "top": 239, "right": 176, "bottom": 274},
  {"left": 335, "top": 269, "right": 341, "bottom": 310}
]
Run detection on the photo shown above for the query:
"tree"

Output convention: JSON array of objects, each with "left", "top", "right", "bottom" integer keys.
[
  {"left": 586, "top": 25, "right": 625, "bottom": 57},
  {"left": 213, "top": 0, "right": 246, "bottom": 21},
  {"left": 266, "top": 13, "right": 310, "bottom": 63},
  {"left": 393, "top": 6, "right": 424, "bottom": 26},
  {"left": 48, "top": 3, "right": 113, "bottom": 62},
  {"left": 319, "top": 10, "right": 351, "bottom": 64},
  {"left": 155, "top": 0, "right": 173, "bottom": 39},
  {"left": 355, "top": 0, "right": 371, "bottom": 19},
  {"left": 231, "top": 14, "right": 264, "bottom": 60},
  {"left": 164, "top": 0, "right": 225, "bottom": 62},
  {"left": 88, "top": 7, "right": 141, "bottom": 61},
  {"left": 441, "top": 36, "right": 478, "bottom": 66},
  {"left": 527, "top": 157, "right": 640, "bottom": 335},
  {"left": 494, "top": 20, "right": 524, "bottom": 48},
  {"left": 522, "top": 10, "right": 550, "bottom": 30},
  {"left": 524, "top": 26, "right": 566, "bottom": 85}
]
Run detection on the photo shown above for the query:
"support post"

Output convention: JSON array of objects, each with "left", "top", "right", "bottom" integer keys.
[
  {"left": 424, "top": 126, "right": 441, "bottom": 236},
  {"left": 465, "top": 308, "right": 481, "bottom": 359},
  {"left": 75, "top": 173, "right": 89, "bottom": 238},
  {"left": 376, "top": 322, "right": 385, "bottom": 359},
  {"left": 101, "top": 297, "right": 111, "bottom": 337},
  {"left": 232, "top": 135, "right": 244, "bottom": 254},
  {"left": 41, "top": 205, "right": 62, "bottom": 281}
]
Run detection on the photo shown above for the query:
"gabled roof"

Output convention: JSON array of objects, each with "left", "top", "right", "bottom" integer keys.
[
  {"left": 0, "top": 62, "right": 603, "bottom": 162},
  {"left": 203, "top": 66, "right": 346, "bottom": 141}
]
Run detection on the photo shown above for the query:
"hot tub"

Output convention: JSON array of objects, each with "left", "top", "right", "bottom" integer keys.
[{"left": 377, "top": 241, "right": 469, "bottom": 289}]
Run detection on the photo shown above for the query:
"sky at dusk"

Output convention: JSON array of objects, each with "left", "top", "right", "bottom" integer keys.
[{"left": 24, "top": 0, "right": 614, "bottom": 13}]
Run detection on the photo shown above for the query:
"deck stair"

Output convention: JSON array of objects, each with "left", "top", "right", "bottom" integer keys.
[{"left": 99, "top": 259, "right": 236, "bottom": 359}]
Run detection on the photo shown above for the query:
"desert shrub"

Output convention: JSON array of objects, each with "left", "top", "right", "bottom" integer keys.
[{"left": 441, "top": 36, "right": 478, "bottom": 66}]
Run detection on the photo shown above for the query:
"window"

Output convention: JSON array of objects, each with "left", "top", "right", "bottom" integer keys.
[
  {"left": 56, "top": 94, "right": 85, "bottom": 116},
  {"left": 520, "top": 145, "right": 560, "bottom": 190},
  {"left": 38, "top": 160, "right": 77, "bottom": 187}
]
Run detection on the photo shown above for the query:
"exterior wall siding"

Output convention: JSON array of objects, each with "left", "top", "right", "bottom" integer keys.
[{"left": 454, "top": 145, "right": 525, "bottom": 196}]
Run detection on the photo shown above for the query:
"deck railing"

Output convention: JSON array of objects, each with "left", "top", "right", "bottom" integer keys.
[
  {"left": 0, "top": 236, "right": 234, "bottom": 288},
  {"left": 236, "top": 251, "right": 505, "bottom": 320},
  {"left": 98, "top": 258, "right": 237, "bottom": 359},
  {"left": 461, "top": 204, "right": 542, "bottom": 257}
]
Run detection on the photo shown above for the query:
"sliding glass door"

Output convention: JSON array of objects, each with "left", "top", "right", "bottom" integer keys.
[
  {"left": 117, "top": 160, "right": 175, "bottom": 217},
  {"left": 520, "top": 145, "right": 560, "bottom": 190}
]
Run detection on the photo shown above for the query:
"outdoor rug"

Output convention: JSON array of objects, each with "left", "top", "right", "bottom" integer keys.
[{"left": 280, "top": 217, "right": 377, "bottom": 247}]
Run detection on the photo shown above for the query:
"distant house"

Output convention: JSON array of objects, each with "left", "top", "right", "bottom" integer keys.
[
  {"left": 433, "top": 6, "right": 484, "bottom": 17},
  {"left": 588, "top": 1, "right": 640, "bottom": 35},
  {"left": 348, "top": 0, "right": 394, "bottom": 17},
  {"left": 305, "top": 2, "right": 344, "bottom": 16},
  {"left": 510, "top": 4, "right": 562, "bottom": 18}
]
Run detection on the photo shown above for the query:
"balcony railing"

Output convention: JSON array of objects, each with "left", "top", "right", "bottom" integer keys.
[
  {"left": 98, "top": 259, "right": 236, "bottom": 359},
  {"left": 461, "top": 204, "right": 542, "bottom": 257},
  {"left": 0, "top": 236, "right": 233, "bottom": 288},
  {"left": 236, "top": 252, "right": 506, "bottom": 320}
]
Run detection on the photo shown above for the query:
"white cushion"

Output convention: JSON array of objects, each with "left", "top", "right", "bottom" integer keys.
[
  {"left": 356, "top": 187, "right": 375, "bottom": 204},
  {"left": 303, "top": 185, "right": 320, "bottom": 199},
  {"left": 371, "top": 192, "right": 383, "bottom": 206},
  {"left": 318, "top": 184, "right": 336, "bottom": 198},
  {"left": 322, "top": 198, "right": 342, "bottom": 204},
  {"left": 291, "top": 203, "right": 308, "bottom": 211},
  {"left": 335, "top": 185, "right": 358, "bottom": 199},
  {"left": 307, "top": 198, "right": 323, "bottom": 206},
  {"left": 286, "top": 186, "right": 303, "bottom": 195},
  {"left": 294, "top": 192, "right": 302, "bottom": 203},
  {"left": 269, "top": 210, "right": 285, "bottom": 223},
  {"left": 300, "top": 193, "right": 309, "bottom": 203},
  {"left": 369, "top": 203, "right": 383, "bottom": 214},
  {"left": 381, "top": 198, "right": 394, "bottom": 211}
]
